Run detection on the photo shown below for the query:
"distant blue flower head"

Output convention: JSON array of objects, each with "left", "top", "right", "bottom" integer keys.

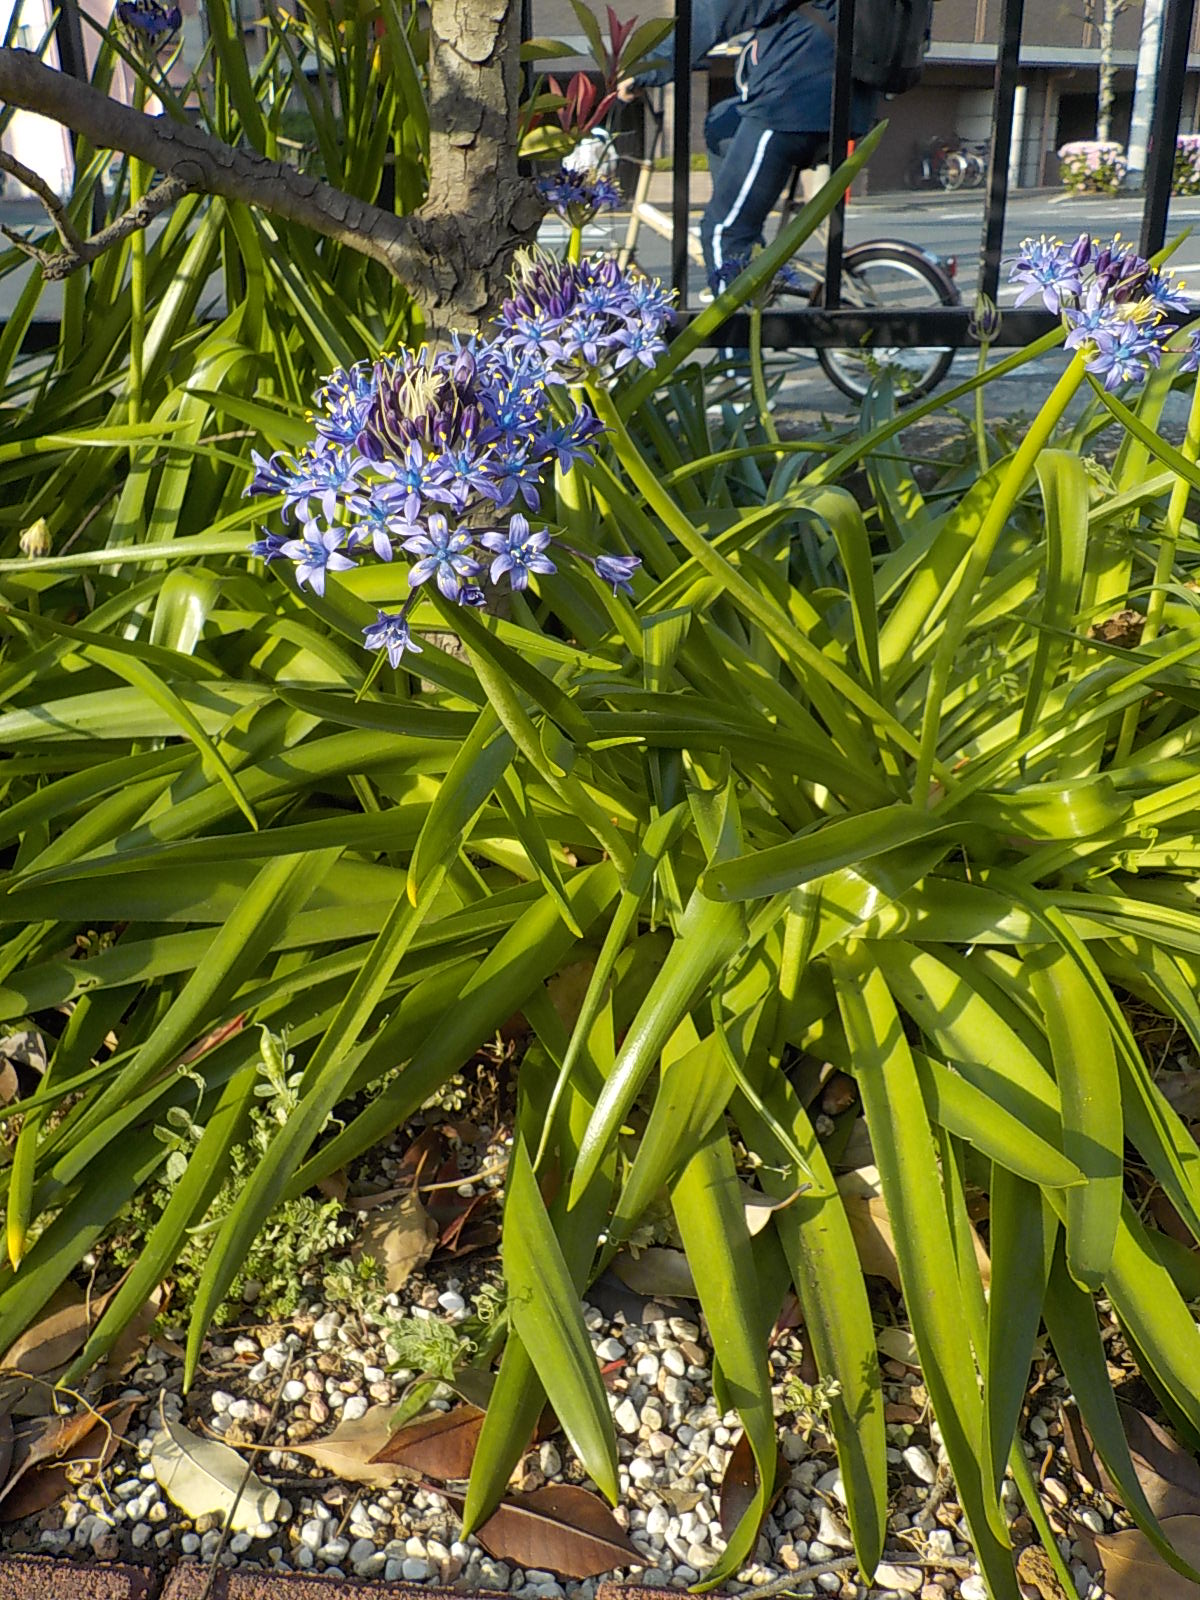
[
  {"left": 116, "top": 0, "right": 181, "bottom": 42},
  {"left": 1010, "top": 233, "right": 1192, "bottom": 389},
  {"left": 538, "top": 166, "right": 622, "bottom": 226},
  {"left": 480, "top": 515, "right": 557, "bottom": 592},
  {"left": 278, "top": 527, "right": 356, "bottom": 597},
  {"left": 496, "top": 249, "right": 676, "bottom": 382},
  {"left": 363, "top": 609, "right": 423, "bottom": 668},
  {"left": 1181, "top": 328, "right": 1200, "bottom": 374}
]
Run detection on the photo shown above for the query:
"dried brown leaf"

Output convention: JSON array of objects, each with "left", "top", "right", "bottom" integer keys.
[
  {"left": 838, "top": 1168, "right": 990, "bottom": 1290},
  {"left": 0, "top": 1403, "right": 131, "bottom": 1518},
  {"left": 0, "top": 1062, "right": 17, "bottom": 1106},
  {"left": 351, "top": 1189, "right": 437, "bottom": 1293},
  {"left": 371, "top": 1404, "right": 485, "bottom": 1481},
  {"left": 288, "top": 1406, "right": 415, "bottom": 1486},
  {"left": 718, "top": 1429, "right": 787, "bottom": 1540},
  {"left": 1062, "top": 1402, "right": 1200, "bottom": 1523},
  {"left": 446, "top": 1484, "right": 641, "bottom": 1579},
  {"left": 1094, "top": 1515, "right": 1200, "bottom": 1598},
  {"left": 611, "top": 1248, "right": 698, "bottom": 1299},
  {"left": 0, "top": 1282, "right": 119, "bottom": 1379}
]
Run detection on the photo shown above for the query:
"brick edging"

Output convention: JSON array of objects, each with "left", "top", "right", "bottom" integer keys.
[{"left": 0, "top": 1560, "right": 695, "bottom": 1599}]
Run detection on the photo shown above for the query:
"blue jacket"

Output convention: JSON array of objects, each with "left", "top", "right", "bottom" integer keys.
[{"left": 638, "top": 0, "right": 876, "bottom": 135}]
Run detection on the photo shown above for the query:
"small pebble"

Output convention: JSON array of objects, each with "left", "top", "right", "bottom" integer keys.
[
  {"left": 596, "top": 1337, "right": 626, "bottom": 1362},
  {"left": 874, "top": 1564, "right": 924, "bottom": 1594},
  {"left": 960, "top": 1578, "right": 989, "bottom": 1600},
  {"left": 343, "top": 1394, "right": 369, "bottom": 1421},
  {"left": 1077, "top": 1506, "right": 1106, "bottom": 1535},
  {"left": 403, "top": 1557, "right": 432, "bottom": 1580},
  {"left": 902, "top": 1443, "right": 938, "bottom": 1484}
]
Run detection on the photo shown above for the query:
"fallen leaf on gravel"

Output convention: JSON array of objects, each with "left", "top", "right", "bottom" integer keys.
[
  {"left": 445, "top": 1484, "right": 641, "bottom": 1578},
  {"left": 876, "top": 1327, "right": 921, "bottom": 1368},
  {"left": 1093, "top": 1515, "right": 1200, "bottom": 1597},
  {"left": 657, "top": 1484, "right": 703, "bottom": 1515},
  {"left": 1063, "top": 1401, "right": 1200, "bottom": 1521},
  {"left": 0, "top": 1282, "right": 119, "bottom": 1379},
  {"left": 0, "top": 1403, "right": 133, "bottom": 1521},
  {"left": 150, "top": 1413, "right": 279, "bottom": 1530},
  {"left": 352, "top": 1189, "right": 437, "bottom": 1293},
  {"left": 612, "top": 1247, "right": 698, "bottom": 1299},
  {"left": 1016, "top": 1543, "right": 1073, "bottom": 1600},
  {"left": 287, "top": 1406, "right": 414, "bottom": 1486},
  {"left": 718, "top": 1429, "right": 787, "bottom": 1540},
  {"left": 371, "top": 1404, "right": 485, "bottom": 1480},
  {"left": 0, "top": 1403, "right": 126, "bottom": 1513},
  {"left": 838, "top": 1167, "right": 990, "bottom": 1290}
]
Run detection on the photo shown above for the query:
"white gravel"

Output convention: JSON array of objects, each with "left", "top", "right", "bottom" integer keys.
[{"left": 13, "top": 1115, "right": 1121, "bottom": 1600}]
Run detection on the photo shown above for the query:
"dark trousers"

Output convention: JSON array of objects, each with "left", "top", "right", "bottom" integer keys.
[{"left": 700, "top": 109, "right": 826, "bottom": 287}]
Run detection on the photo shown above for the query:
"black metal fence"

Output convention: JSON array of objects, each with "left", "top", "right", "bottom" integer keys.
[{"left": 669, "top": 0, "right": 1198, "bottom": 348}]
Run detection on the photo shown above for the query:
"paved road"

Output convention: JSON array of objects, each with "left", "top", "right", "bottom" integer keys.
[{"left": 5, "top": 185, "right": 1199, "bottom": 424}]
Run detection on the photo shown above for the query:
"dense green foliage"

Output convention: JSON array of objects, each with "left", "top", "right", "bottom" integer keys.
[{"left": 6, "top": 14, "right": 1200, "bottom": 1600}]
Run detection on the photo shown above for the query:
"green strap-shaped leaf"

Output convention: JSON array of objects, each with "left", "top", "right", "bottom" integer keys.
[
  {"left": 1043, "top": 1233, "right": 1200, "bottom": 1581},
  {"left": 47, "top": 851, "right": 340, "bottom": 1188},
  {"left": 912, "top": 1052, "right": 1083, "bottom": 1190},
  {"left": 504, "top": 1134, "right": 618, "bottom": 1502},
  {"left": 609, "top": 1028, "right": 734, "bottom": 1247},
  {"left": 671, "top": 1124, "right": 777, "bottom": 1588},
  {"left": 739, "top": 1077, "right": 887, "bottom": 1577},
  {"left": 62, "top": 1060, "right": 259, "bottom": 1385},
  {"left": 1020, "top": 452, "right": 1089, "bottom": 740},
  {"left": 831, "top": 945, "right": 1013, "bottom": 1570},
  {"left": 568, "top": 888, "right": 747, "bottom": 1205},
  {"left": 982, "top": 1168, "right": 1055, "bottom": 1497},
  {"left": 702, "top": 806, "right": 957, "bottom": 902},
  {"left": 407, "top": 706, "right": 515, "bottom": 903}
]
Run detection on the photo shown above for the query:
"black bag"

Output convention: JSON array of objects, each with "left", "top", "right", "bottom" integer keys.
[{"left": 802, "top": 0, "right": 933, "bottom": 96}]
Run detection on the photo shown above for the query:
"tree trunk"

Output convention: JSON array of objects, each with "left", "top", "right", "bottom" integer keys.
[
  {"left": 421, "top": 0, "right": 544, "bottom": 331},
  {"left": 0, "top": 0, "right": 544, "bottom": 333},
  {"left": 1097, "top": 0, "right": 1118, "bottom": 142}
]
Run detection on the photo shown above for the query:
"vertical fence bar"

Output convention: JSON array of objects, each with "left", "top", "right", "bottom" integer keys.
[
  {"left": 1138, "top": 0, "right": 1195, "bottom": 258},
  {"left": 822, "top": 0, "right": 856, "bottom": 308},
  {"left": 978, "top": 0, "right": 1025, "bottom": 302},
  {"left": 672, "top": 0, "right": 693, "bottom": 304},
  {"left": 53, "top": 0, "right": 89, "bottom": 82}
]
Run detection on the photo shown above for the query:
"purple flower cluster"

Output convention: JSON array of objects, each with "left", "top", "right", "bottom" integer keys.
[
  {"left": 247, "top": 254, "right": 667, "bottom": 664},
  {"left": 1009, "top": 233, "right": 1199, "bottom": 390},
  {"left": 115, "top": 0, "right": 182, "bottom": 42},
  {"left": 538, "top": 166, "right": 623, "bottom": 227},
  {"left": 497, "top": 250, "right": 675, "bottom": 382}
]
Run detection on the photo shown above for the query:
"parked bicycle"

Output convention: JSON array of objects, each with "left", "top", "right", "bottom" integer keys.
[{"left": 905, "top": 136, "right": 973, "bottom": 190}]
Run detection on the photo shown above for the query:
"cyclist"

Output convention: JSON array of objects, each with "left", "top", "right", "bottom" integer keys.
[{"left": 620, "top": 0, "right": 878, "bottom": 288}]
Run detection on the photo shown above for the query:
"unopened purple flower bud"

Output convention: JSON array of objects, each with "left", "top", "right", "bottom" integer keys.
[{"left": 1069, "top": 232, "right": 1093, "bottom": 269}]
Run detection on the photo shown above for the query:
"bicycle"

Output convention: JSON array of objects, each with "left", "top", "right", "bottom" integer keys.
[{"left": 905, "top": 136, "right": 970, "bottom": 191}]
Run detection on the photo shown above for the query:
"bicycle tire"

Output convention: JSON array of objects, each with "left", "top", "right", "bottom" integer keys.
[
  {"left": 938, "top": 150, "right": 969, "bottom": 190},
  {"left": 809, "top": 242, "right": 960, "bottom": 406}
]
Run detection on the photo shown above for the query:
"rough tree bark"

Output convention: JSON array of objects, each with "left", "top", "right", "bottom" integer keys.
[
  {"left": 421, "top": 0, "right": 545, "bottom": 321},
  {"left": 0, "top": 0, "right": 542, "bottom": 330}
]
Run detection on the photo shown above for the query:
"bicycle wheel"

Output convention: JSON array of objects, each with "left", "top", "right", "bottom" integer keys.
[
  {"left": 938, "top": 150, "right": 969, "bottom": 190},
  {"left": 813, "top": 242, "right": 960, "bottom": 405}
]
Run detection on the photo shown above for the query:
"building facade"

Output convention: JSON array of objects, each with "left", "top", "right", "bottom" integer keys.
[{"left": 532, "top": 0, "right": 1200, "bottom": 190}]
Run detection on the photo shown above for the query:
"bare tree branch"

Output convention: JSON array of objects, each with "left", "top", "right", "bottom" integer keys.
[
  {"left": 0, "top": 149, "right": 87, "bottom": 255},
  {"left": 0, "top": 151, "right": 191, "bottom": 277},
  {"left": 0, "top": 45, "right": 537, "bottom": 320}
]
